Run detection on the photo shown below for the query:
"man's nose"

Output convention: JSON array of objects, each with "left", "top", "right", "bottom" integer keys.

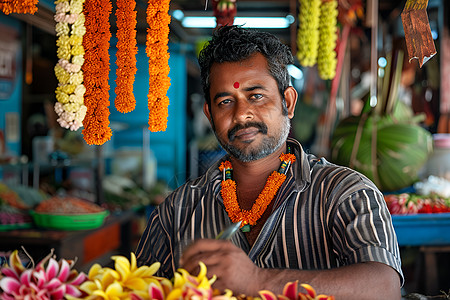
[{"left": 233, "top": 99, "right": 254, "bottom": 123}]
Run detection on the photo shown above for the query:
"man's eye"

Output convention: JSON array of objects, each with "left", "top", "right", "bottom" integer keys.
[
  {"left": 219, "top": 99, "right": 231, "bottom": 106},
  {"left": 251, "top": 94, "right": 263, "bottom": 100}
]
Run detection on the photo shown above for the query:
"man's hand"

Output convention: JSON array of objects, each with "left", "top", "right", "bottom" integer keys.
[{"left": 180, "top": 239, "right": 261, "bottom": 295}]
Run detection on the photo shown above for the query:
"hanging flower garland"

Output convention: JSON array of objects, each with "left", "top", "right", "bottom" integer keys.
[
  {"left": 317, "top": 0, "right": 338, "bottom": 80},
  {"left": 115, "top": 0, "right": 138, "bottom": 113},
  {"left": 53, "top": 0, "right": 87, "bottom": 132},
  {"left": 0, "top": 0, "right": 38, "bottom": 14},
  {"left": 81, "top": 0, "right": 112, "bottom": 145},
  {"left": 146, "top": 0, "right": 171, "bottom": 132},
  {"left": 297, "top": 0, "right": 321, "bottom": 67}
]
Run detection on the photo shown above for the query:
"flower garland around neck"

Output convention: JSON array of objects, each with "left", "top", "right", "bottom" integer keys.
[
  {"left": 53, "top": 0, "right": 87, "bottom": 132},
  {"left": 81, "top": 0, "right": 112, "bottom": 145},
  {"left": 115, "top": 0, "right": 137, "bottom": 113},
  {"left": 0, "top": 0, "right": 38, "bottom": 14},
  {"left": 146, "top": 0, "right": 171, "bottom": 132},
  {"left": 219, "top": 152, "right": 296, "bottom": 232}
]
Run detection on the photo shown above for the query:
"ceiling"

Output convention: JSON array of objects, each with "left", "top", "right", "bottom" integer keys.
[
  {"left": 22, "top": 0, "right": 440, "bottom": 55},
  {"left": 159, "top": 0, "right": 406, "bottom": 49}
]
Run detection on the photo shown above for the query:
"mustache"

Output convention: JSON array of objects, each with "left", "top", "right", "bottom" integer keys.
[{"left": 228, "top": 122, "right": 268, "bottom": 141}]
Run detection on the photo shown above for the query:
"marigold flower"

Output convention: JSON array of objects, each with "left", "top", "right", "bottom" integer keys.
[
  {"left": 114, "top": 0, "right": 137, "bottom": 113},
  {"left": 146, "top": 0, "right": 171, "bottom": 132},
  {"left": 82, "top": 0, "right": 113, "bottom": 145},
  {"left": 0, "top": 0, "right": 38, "bottom": 15}
]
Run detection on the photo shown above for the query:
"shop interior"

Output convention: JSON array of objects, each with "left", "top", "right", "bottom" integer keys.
[{"left": 0, "top": 0, "right": 450, "bottom": 298}]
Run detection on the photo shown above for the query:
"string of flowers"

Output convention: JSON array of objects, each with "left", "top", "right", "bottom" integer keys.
[
  {"left": 146, "top": 0, "right": 171, "bottom": 132},
  {"left": 219, "top": 153, "right": 296, "bottom": 232},
  {"left": 81, "top": 0, "right": 112, "bottom": 145},
  {"left": 53, "top": 0, "right": 87, "bottom": 132},
  {"left": 115, "top": 0, "right": 138, "bottom": 113},
  {"left": 0, "top": 0, "right": 38, "bottom": 14}
]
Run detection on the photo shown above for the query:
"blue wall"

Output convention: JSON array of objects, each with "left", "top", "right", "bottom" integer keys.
[
  {"left": 109, "top": 42, "right": 187, "bottom": 189},
  {"left": 0, "top": 14, "right": 22, "bottom": 156}
]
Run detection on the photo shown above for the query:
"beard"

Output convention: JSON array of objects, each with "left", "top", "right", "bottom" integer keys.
[{"left": 212, "top": 116, "right": 291, "bottom": 162}]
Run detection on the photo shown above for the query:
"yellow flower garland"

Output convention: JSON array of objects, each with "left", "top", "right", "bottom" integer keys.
[
  {"left": 0, "top": 0, "right": 38, "bottom": 14},
  {"left": 219, "top": 153, "right": 296, "bottom": 231},
  {"left": 53, "top": 0, "right": 87, "bottom": 132},
  {"left": 115, "top": 0, "right": 138, "bottom": 113},
  {"left": 81, "top": 0, "right": 112, "bottom": 145},
  {"left": 146, "top": 0, "right": 171, "bottom": 132}
]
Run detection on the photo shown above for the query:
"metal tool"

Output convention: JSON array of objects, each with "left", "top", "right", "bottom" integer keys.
[{"left": 215, "top": 221, "right": 242, "bottom": 240}]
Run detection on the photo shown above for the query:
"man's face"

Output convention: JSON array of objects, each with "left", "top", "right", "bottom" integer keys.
[{"left": 204, "top": 53, "right": 296, "bottom": 162}]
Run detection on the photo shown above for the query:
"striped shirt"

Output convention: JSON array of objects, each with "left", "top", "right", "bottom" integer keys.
[{"left": 136, "top": 138, "right": 404, "bottom": 284}]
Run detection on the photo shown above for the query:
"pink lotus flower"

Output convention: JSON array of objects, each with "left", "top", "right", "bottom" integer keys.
[
  {"left": 259, "top": 281, "right": 335, "bottom": 300},
  {"left": 0, "top": 250, "right": 87, "bottom": 299}
]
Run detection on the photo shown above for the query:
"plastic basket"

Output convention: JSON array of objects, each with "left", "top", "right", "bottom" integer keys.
[{"left": 30, "top": 210, "right": 109, "bottom": 231}]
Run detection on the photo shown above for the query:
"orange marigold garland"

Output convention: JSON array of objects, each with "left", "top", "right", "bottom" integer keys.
[
  {"left": 0, "top": 0, "right": 38, "bottom": 14},
  {"left": 115, "top": 0, "right": 138, "bottom": 113},
  {"left": 146, "top": 0, "right": 171, "bottom": 132},
  {"left": 81, "top": 0, "right": 112, "bottom": 145},
  {"left": 219, "top": 153, "right": 296, "bottom": 232}
]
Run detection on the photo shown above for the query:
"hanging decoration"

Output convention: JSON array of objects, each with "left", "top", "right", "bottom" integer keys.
[
  {"left": 317, "top": 0, "right": 338, "bottom": 80},
  {"left": 297, "top": 0, "right": 338, "bottom": 81},
  {"left": 115, "top": 0, "right": 138, "bottom": 113},
  {"left": 53, "top": 0, "right": 87, "bottom": 132},
  {"left": 401, "top": 0, "right": 437, "bottom": 68},
  {"left": 146, "top": 0, "right": 171, "bottom": 132},
  {"left": 81, "top": 0, "right": 113, "bottom": 145},
  {"left": 213, "top": 0, "right": 237, "bottom": 28},
  {"left": 0, "top": 0, "right": 38, "bottom": 14},
  {"left": 296, "top": 0, "right": 321, "bottom": 67}
]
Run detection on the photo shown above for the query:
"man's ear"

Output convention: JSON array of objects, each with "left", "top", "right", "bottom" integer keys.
[
  {"left": 284, "top": 86, "right": 298, "bottom": 119},
  {"left": 203, "top": 101, "right": 212, "bottom": 123}
]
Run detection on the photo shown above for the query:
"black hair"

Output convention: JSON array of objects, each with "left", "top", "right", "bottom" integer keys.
[{"left": 198, "top": 25, "right": 294, "bottom": 109}]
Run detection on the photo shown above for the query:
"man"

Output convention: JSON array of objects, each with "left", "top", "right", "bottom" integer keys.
[{"left": 136, "top": 25, "right": 403, "bottom": 299}]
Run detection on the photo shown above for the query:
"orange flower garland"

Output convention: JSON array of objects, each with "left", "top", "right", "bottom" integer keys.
[
  {"left": 115, "top": 0, "right": 138, "bottom": 113},
  {"left": 219, "top": 153, "right": 296, "bottom": 232},
  {"left": 81, "top": 0, "right": 112, "bottom": 145},
  {"left": 0, "top": 0, "right": 38, "bottom": 14},
  {"left": 146, "top": 0, "right": 171, "bottom": 132}
]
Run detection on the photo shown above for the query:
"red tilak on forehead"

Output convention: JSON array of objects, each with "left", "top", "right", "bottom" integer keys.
[{"left": 233, "top": 82, "right": 240, "bottom": 89}]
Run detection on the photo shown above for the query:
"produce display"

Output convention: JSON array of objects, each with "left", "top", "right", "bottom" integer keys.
[
  {"left": 0, "top": 250, "right": 334, "bottom": 300},
  {"left": 0, "top": 183, "right": 47, "bottom": 230},
  {"left": 34, "top": 196, "right": 104, "bottom": 214},
  {"left": 384, "top": 193, "right": 450, "bottom": 215}
]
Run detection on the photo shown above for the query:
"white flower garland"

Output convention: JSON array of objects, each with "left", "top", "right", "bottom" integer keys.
[{"left": 54, "top": 0, "right": 87, "bottom": 131}]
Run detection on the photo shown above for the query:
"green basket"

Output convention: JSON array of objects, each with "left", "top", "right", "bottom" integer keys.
[{"left": 30, "top": 210, "right": 109, "bottom": 230}]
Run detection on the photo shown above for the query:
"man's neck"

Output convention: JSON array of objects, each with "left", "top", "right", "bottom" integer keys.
[{"left": 230, "top": 142, "right": 287, "bottom": 194}]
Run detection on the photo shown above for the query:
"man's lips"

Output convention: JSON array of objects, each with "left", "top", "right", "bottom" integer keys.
[
  {"left": 228, "top": 122, "right": 268, "bottom": 141},
  {"left": 233, "top": 128, "right": 260, "bottom": 140}
]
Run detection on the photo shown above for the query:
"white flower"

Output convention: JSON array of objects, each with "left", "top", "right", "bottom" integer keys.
[
  {"left": 70, "top": 0, "right": 84, "bottom": 14},
  {"left": 55, "top": 1, "right": 70, "bottom": 14},
  {"left": 55, "top": 22, "right": 70, "bottom": 36},
  {"left": 72, "top": 55, "right": 85, "bottom": 66},
  {"left": 66, "top": 13, "right": 79, "bottom": 24},
  {"left": 74, "top": 84, "right": 86, "bottom": 96},
  {"left": 54, "top": 102, "right": 64, "bottom": 115},
  {"left": 68, "top": 71, "right": 83, "bottom": 85}
]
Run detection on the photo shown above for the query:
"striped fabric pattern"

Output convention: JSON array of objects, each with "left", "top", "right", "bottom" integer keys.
[{"left": 135, "top": 138, "right": 404, "bottom": 284}]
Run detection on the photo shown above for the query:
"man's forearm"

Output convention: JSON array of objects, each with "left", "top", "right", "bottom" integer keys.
[{"left": 254, "top": 261, "right": 401, "bottom": 300}]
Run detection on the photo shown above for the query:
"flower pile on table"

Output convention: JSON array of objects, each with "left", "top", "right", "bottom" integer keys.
[
  {"left": 0, "top": 251, "right": 334, "bottom": 300},
  {"left": 384, "top": 193, "right": 450, "bottom": 215}
]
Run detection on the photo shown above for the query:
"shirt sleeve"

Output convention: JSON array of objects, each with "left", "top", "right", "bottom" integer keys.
[
  {"left": 332, "top": 188, "right": 404, "bottom": 286},
  {"left": 135, "top": 206, "right": 175, "bottom": 278}
]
